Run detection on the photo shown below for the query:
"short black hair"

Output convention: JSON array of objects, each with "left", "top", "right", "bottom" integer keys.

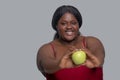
[{"left": 52, "top": 5, "right": 82, "bottom": 31}]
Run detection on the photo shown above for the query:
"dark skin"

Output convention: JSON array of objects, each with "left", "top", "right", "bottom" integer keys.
[{"left": 37, "top": 13, "right": 105, "bottom": 76}]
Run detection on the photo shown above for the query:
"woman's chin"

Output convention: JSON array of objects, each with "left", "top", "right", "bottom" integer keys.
[{"left": 64, "top": 37, "right": 75, "bottom": 42}]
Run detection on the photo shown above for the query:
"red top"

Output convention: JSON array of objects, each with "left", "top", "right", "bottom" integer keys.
[
  {"left": 45, "top": 37, "right": 103, "bottom": 80},
  {"left": 46, "top": 66, "right": 103, "bottom": 80}
]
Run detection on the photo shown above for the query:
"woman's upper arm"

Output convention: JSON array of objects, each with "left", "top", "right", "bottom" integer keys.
[
  {"left": 37, "top": 44, "right": 58, "bottom": 73},
  {"left": 87, "top": 36, "right": 105, "bottom": 66},
  {"left": 36, "top": 45, "right": 47, "bottom": 76}
]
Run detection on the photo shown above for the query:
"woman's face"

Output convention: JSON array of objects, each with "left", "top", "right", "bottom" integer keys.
[{"left": 57, "top": 12, "right": 79, "bottom": 41}]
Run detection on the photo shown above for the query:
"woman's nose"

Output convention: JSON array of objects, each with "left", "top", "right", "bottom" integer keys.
[{"left": 66, "top": 23, "right": 72, "bottom": 29}]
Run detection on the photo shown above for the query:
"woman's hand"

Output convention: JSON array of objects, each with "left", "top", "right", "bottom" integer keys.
[
  {"left": 59, "top": 46, "right": 77, "bottom": 69},
  {"left": 81, "top": 48, "right": 101, "bottom": 68},
  {"left": 59, "top": 47, "right": 101, "bottom": 69}
]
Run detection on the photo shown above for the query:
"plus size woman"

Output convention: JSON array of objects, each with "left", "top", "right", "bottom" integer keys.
[{"left": 37, "top": 5, "right": 105, "bottom": 80}]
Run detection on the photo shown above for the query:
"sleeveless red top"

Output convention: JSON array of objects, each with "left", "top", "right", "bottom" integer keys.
[{"left": 45, "top": 37, "right": 103, "bottom": 80}]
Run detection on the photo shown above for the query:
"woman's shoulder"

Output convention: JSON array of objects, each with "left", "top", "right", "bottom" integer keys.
[
  {"left": 38, "top": 41, "right": 55, "bottom": 51},
  {"left": 37, "top": 41, "right": 54, "bottom": 56},
  {"left": 84, "top": 36, "right": 102, "bottom": 45},
  {"left": 84, "top": 36, "right": 104, "bottom": 51},
  {"left": 38, "top": 43, "right": 49, "bottom": 52}
]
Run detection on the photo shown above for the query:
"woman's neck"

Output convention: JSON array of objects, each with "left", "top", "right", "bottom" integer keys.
[{"left": 58, "top": 36, "right": 80, "bottom": 47}]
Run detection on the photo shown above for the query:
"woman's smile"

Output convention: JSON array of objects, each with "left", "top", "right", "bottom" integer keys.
[{"left": 65, "top": 30, "right": 74, "bottom": 36}]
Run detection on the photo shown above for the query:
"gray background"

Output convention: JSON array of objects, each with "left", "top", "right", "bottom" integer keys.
[{"left": 0, "top": 0, "right": 119, "bottom": 80}]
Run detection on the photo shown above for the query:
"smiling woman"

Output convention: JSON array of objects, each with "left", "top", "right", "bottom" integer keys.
[
  {"left": 57, "top": 12, "right": 79, "bottom": 41},
  {"left": 37, "top": 5, "right": 105, "bottom": 80}
]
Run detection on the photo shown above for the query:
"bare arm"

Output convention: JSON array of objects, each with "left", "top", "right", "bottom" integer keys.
[
  {"left": 36, "top": 43, "right": 59, "bottom": 75},
  {"left": 36, "top": 47, "right": 46, "bottom": 76},
  {"left": 84, "top": 36, "right": 105, "bottom": 68}
]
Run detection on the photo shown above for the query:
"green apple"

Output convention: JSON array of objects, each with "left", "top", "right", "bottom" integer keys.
[{"left": 71, "top": 50, "right": 86, "bottom": 65}]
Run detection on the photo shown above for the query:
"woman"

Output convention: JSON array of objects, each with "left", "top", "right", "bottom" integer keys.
[{"left": 37, "top": 5, "right": 105, "bottom": 80}]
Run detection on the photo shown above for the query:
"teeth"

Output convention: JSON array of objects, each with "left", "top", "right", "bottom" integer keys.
[{"left": 66, "top": 32, "right": 73, "bottom": 35}]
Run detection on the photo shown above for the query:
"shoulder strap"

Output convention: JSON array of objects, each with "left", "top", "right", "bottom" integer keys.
[
  {"left": 50, "top": 43, "right": 56, "bottom": 57},
  {"left": 82, "top": 37, "right": 86, "bottom": 48}
]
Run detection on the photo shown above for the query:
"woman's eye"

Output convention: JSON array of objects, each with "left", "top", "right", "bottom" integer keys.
[
  {"left": 61, "top": 22, "right": 66, "bottom": 25},
  {"left": 72, "top": 22, "right": 77, "bottom": 25}
]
